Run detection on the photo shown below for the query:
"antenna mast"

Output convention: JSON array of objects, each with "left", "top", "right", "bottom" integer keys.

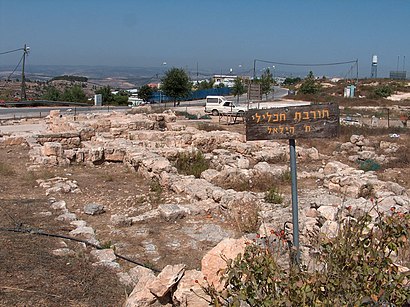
[{"left": 21, "top": 44, "right": 29, "bottom": 101}]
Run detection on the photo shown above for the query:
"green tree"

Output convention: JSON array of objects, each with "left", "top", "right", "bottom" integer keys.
[
  {"left": 161, "top": 68, "right": 192, "bottom": 106},
  {"left": 231, "top": 77, "right": 246, "bottom": 104},
  {"left": 196, "top": 79, "right": 214, "bottom": 90},
  {"left": 95, "top": 86, "right": 114, "bottom": 103},
  {"left": 138, "top": 84, "right": 154, "bottom": 102},
  {"left": 113, "top": 92, "right": 129, "bottom": 105},
  {"left": 260, "top": 68, "right": 274, "bottom": 99},
  {"left": 61, "top": 85, "right": 87, "bottom": 102},
  {"left": 283, "top": 77, "right": 301, "bottom": 86},
  {"left": 42, "top": 86, "right": 61, "bottom": 101},
  {"left": 299, "top": 71, "right": 320, "bottom": 94}
]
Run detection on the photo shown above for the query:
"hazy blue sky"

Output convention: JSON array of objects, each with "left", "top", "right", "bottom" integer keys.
[{"left": 0, "top": 0, "right": 409, "bottom": 77}]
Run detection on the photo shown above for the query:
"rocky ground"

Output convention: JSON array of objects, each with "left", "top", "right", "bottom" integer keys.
[{"left": 0, "top": 106, "right": 409, "bottom": 306}]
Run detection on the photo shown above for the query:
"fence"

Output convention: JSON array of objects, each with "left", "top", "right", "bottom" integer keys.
[{"left": 151, "top": 88, "right": 232, "bottom": 103}]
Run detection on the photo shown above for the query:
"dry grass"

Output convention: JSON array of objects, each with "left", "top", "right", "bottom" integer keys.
[{"left": 0, "top": 162, "right": 15, "bottom": 176}]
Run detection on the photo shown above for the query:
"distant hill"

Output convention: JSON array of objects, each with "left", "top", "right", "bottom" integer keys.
[
  {"left": 51, "top": 75, "right": 88, "bottom": 82},
  {"left": 0, "top": 65, "right": 215, "bottom": 88}
]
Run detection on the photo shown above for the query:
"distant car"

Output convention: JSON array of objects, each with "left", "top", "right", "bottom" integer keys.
[
  {"left": 340, "top": 116, "right": 362, "bottom": 127},
  {"left": 204, "top": 95, "right": 247, "bottom": 116}
]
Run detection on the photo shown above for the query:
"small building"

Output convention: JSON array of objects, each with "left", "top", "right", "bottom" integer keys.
[{"left": 212, "top": 74, "right": 237, "bottom": 88}]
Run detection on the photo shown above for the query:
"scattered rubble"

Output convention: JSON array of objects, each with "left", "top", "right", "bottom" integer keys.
[{"left": 10, "top": 109, "right": 408, "bottom": 306}]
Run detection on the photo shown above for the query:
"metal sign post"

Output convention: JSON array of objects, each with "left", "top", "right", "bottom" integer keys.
[
  {"left": 246, "top": 103, "right": 340, "bottom": 265},
  {"left": 289, "top": 138, "right": 300, "bottom": 263}
]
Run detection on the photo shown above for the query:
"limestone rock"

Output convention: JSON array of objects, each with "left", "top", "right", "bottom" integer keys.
[
  {"left": 42, "top": 142, "right": 63, "bottom": 156},
  {"left": 148, "top": 264, "right": 186, "bottom": 299},
  {"left": 111, "top": 214, "right": 133, "bottom": 227},
  {"left": 50, "top": 200, "right": 67, "bottom": 210},
  {"left": 173, "top": 270, "right": 209, "bottom": 307},
  {"left": 129, "top": 266, "right": 156, "bottom": 284},
  {"left": 320, "top": 220, "right": 339, "bottom": 238},
  {"left": 84, "top": 203, "right": 105, "bottom": 215},
  {"left": 317, "top": 206, "right": 339, "bottom": 221},
  {"left": 158, "top": 204, "right": 188, "bottom": 222},
  {"left": 90, "top": 249, "right": 116, "bottom": 262},
  {"left": 125, "top": 270, "right": 157, "bottom": 307},
  {"left": 201, "top": 237, "right": 246, "bottom": 290}
]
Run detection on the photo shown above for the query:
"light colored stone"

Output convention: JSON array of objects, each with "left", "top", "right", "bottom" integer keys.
[
  {"left": 56, "top": 212, "right": 77, "bottom": 222},
  {"left": 125, "top": 271, "right": 157, "bottom": 307},
  {"left": 42, "top": 142, "right": 63, "bottom": 156},
  {"left": 201, "top": 237, "right": 246, "bottom": 290},
  {"left": 52, "top": 248, "right": 76, "bottom": 257},
  {"left": 317, "top": 206, "right": 338, "bottom": 221},
  {"left": 305, "top": 208, "right": 319, "bottom": 218},
  {"left": 90, "top": 249, "right": 116, "bottom": 262},
  {"left": 84, "top": 203, "right": 105, "bottom": 215},
  {"left": 111, "top": 214, "right": 133, "bottom": 227},
  {"left": 158, "top": 204, "right": 188, "bottom": 222},
  {"left": 129, "top": 266, "right": 156, "bottom": 284},
  {"left": 50, "top": 200, "right": 67, "bottom": 210},
  {"left": 320, "top": 220, "right": 339, "bottom": 238},
  {"left": 173, "top": 270, "right": 209, "bottom": 307},
  {"left": 69, "top": 226, "right": 95, "bottom": 239},
  {"left": 148, "top": 264, "right": 186, "bottom": 298},
  {"left": 200, "top": 169, "right": 220, "bottom": 183}
]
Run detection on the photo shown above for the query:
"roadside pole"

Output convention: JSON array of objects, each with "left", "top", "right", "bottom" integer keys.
[{"left": 289, "top": 138, "right": 300, "bottom": 264}]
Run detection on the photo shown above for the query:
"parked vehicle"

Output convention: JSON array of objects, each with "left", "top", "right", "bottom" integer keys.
[
  {"left": 340, "top": 116, "right": 362, "bottom": 127},
  {"left": 204, "top": 95, "right": 247, "bottom": 116},
  {"left": 128, "top": 96, "right": 145, "bottom": 107}
]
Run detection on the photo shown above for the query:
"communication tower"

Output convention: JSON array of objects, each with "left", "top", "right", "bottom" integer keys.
[{"left": 371, "top": 55, "right": 378, "bottom": 78}]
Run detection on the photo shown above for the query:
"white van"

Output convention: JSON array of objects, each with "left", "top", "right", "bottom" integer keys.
[
  {"left": 128, "top": 96, "right": 145, "bottom": 107},
  {"left": 204, "top": 96, "right": 247, "bottom": 116}
]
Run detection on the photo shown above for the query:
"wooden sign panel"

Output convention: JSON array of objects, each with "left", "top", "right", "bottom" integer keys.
[
  {"left": 248, "top": 83, "right": 261, "bottom": 100},
  {"left": 246, "top": 103, "right": 339, "bottom": 140}
]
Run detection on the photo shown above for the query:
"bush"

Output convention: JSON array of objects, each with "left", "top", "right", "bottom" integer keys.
[
  {"left": 374, "top": 85, "right": 394, "bottom": 98},
  {"left": 202, "top": 208, "right": 410, "bottom": 306},
  {"left": 175, "top": 151, "right": 209, "bottom": 178},
  {"left": 264, "top": 186, "right": 283, "bottom": 204}
]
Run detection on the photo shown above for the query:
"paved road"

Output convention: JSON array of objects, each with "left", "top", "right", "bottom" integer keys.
[
  {"left": 0, "top": 87, "right": 297, "bottom": 120},
  {"left": 0, "top": 105, "right": 128, "bottom": 120}
]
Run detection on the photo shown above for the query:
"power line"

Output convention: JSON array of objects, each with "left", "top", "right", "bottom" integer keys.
[
  {"left": 253, "top": 58, "right": 359, "bottom": 84},
  {"left": 0, "top": 48, "right": 24, "bottom": 55},
  {"left": 0, "top": 54, "right": 24, "bottom": 87},
  {"left": 254, "top": 58, "right": 357, "bottom": 67}
]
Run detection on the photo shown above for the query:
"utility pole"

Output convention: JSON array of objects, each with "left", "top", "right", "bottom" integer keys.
[
  {"left": 196, "top": 62, "right": 199, "bottom": 85},
  {"left": 21, "top": 44, "right": 29, "bottom": 101}
]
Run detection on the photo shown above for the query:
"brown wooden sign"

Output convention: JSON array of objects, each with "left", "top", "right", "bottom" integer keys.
[
  {"left": 248, "top": 83, "right": 262, "bottom": 100},
  {"left": 246, "top": 103, "right": 340, "bottom": 140}
]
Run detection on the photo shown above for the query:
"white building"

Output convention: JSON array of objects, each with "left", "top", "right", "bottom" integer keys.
[{"left": 212, "top": 74, "right": 237, "bottom": 88}]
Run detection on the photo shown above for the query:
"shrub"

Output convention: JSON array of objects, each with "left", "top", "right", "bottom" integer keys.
[
  {"left": 201, "top": 208, "right": 410, "bottom": 306},
  {"left": 149, "top": 178, "right": 163, "bottom": 204},
  {"left": 280, "top": 170, "right": 292, "bottom": 183},
  {"left": 264, "top": 186, "right": 283, "bottom": 204},
  {"left": 175, "top": 151, "right": 209, "bottom": 178},
  {"left": 374, "top": 85, "right": 394, "bottom": 98}
]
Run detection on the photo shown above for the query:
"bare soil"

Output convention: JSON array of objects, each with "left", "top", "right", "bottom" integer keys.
[
  {"left": 0, "top": 146, "right": 127, "bottom": 307},
  {"left": 0, "top": 142, "right": 240, "bottom": 306}
]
